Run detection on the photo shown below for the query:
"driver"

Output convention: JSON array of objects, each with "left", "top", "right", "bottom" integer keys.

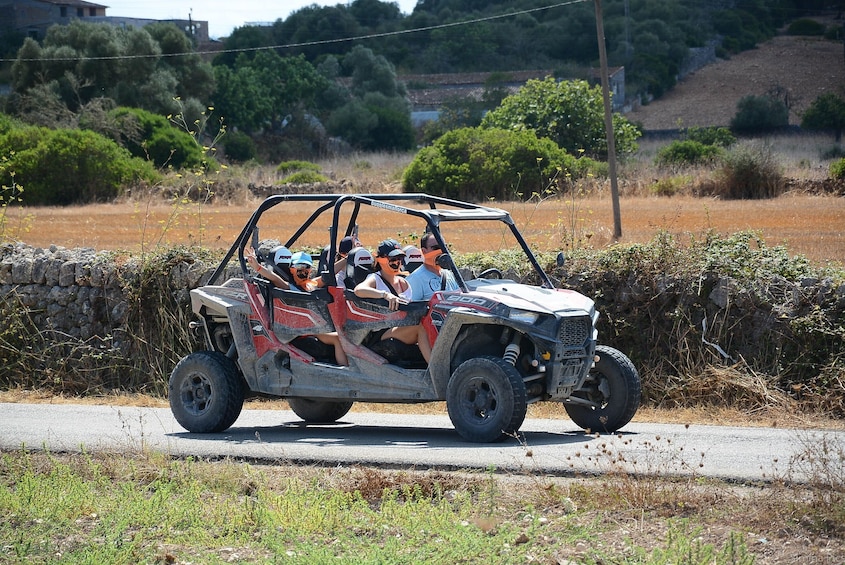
[{"left": 406, "top": 232, "right": 458, "bottom": 301}]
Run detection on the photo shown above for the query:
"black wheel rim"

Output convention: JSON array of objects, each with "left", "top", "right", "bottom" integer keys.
[
  {"left": 458, "top": 376, "right": 500, "bottom": 423},
  {"left": 180, "top": 372, "right": 213, "bottom": 416}
]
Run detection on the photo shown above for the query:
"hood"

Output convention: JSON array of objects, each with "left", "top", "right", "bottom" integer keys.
[{"left": 468, "top": 281, "right": 595, "bottom": 317}]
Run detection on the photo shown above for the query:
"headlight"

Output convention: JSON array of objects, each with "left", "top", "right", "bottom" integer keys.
[{"left": 508, "top": 309, "right": 539, "bottom": 324}]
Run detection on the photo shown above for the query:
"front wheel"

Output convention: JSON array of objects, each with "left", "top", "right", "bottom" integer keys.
[
  {"left": 446, "top": 356, "right": 527, "bottom": 443},
  {"left": 169, "top": 351, "right": 245, "bottom": 433},
  {"left": 564, "top": 345, "right": 641, "bottom": 433},
  {"left": 287, "top": 398, "right": 353, "bottom": 423}
]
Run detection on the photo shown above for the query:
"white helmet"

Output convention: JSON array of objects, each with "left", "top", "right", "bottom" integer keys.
[{"left": 271, "top": 245, "right": 292, "bottom": 267}]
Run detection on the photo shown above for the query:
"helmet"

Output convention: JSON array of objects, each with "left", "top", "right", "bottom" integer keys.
[
  {"left": 402, "top": 245, "right": 423, "bottom": 272},
  {"left": 270, "top": 245, "right": 292, "bottom": 268},
  {"left": 351, "top": 247, "right": 373, "bottom": 268}
]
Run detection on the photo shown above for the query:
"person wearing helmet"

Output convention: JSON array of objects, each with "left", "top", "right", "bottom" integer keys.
[
  {"left": 354, "top": 239, "right": 431, "bottom": 363},
  {"left": 406, "top": 232, "right": 458, "bottom": 301},
  {"left": 247, "top": 247, "right": 348, "bottom": 366},
  {"left": 246, "top": 245, "right": 291, "bottom": 289}
]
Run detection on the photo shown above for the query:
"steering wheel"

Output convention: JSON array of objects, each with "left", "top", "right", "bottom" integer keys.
[{"left": 476, "top": 267, "right": 503, "bottom": 279}]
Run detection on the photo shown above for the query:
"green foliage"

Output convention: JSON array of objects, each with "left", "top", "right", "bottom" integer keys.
[
  {"left": 327, "top": 93, "right": 414, "bottom": 151},
  {"left": 649, "top": 175, "right": 690, "bottom": 197},
  {"left": 10, "top": 21, "right": 211, "bottom": 118},
  {"left": 685, "top": 126, "right": 736, "bottom": 148},
  {"left": 212, "top": 51, "right": 329, "bottom": 134},
  {"left": 222, "top": 130, "right": 257, "bottom": 162},
  {"left": 709, "top": 143, "right": 785, "bottom": 199},
  {"left": 0, "top": 126, "right": 159, "bottom": 205},
  {"left": 830, "top": 158, "right": 845, "bottom": 180},
  {"left": 787, "top": 18, "right": 826, "bottom": 36},
  {"left": 402, "top": 126, "right": 602, "bottom": 202},
  {"left": 279, "top": 170, "right": 329, "bottom": 184},
  {"left": 480, "top": 78, "right": 641, "bottom": 158},
  {"left": 276, "top": 160, "right": 320, "bottom": 174},
  {"left": 730, "top": 95, "right": 789, "bottom": 134},
  {"left": 655, "top": 140, "right": 724, "bottom": 168},
  {"left": 107, "top": 107, "right": 205, "bottom": 170},
  {"left": 802, "top": 93, "right": 845, "bottom": 142}
]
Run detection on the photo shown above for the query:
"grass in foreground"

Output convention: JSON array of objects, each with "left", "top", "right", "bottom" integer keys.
[{"left": 1, "top": 442, "right": 843, "bottom": 564}]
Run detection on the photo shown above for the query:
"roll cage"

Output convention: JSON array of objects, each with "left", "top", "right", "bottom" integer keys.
[{"left": 207, "top": 193, "right": 556, "bottom": 289}]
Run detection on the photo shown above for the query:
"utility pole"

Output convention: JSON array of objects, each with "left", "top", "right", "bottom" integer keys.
[{"left": 594, "top": 0, "right": 622, "bottom": 239}]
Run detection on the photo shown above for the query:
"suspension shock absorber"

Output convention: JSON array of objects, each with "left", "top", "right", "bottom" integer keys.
[{"left": 503, "top": 335, "right": 521, "bottom": 366}]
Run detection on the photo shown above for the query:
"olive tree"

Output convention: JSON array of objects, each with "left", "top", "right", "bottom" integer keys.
[{"left": 480, "top": 77, "right": 641, "bottom": 158}]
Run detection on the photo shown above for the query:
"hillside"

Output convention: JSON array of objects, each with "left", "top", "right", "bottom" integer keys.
[{"left": 626, "top": 34, "right": 845, "bottom": 130}]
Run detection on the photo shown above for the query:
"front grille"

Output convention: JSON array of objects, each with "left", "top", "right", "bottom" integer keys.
[{"left": 558, "top": 316, "right": 591, "bottom": 348}]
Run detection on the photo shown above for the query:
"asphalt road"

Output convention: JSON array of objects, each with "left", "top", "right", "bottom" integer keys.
[{"left": 2, "top": 402, "right": 843, "bottom": 483}]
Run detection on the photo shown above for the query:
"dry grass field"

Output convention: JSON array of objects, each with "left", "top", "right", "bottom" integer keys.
[
  {"left": 6, "top": 140, "right": 844, "bottom": 266},
  {"left": 7, "top": 190, "right": 845, "bottom": 264}
]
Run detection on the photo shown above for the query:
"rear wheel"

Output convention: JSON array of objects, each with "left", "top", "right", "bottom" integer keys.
[
  {"left": 447, "top": 356, "right": 527, "bottom": 443},
  {"left": 169, "top": 351, "right": 245, "bottom": 433},
  {"left": 564, "top": 345, "right": 641, "bottom": 433},
  {"left": 287, "top": 398, "right": 354, "bottom": 423}
]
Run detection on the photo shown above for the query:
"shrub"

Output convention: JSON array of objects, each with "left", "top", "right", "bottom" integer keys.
[
  {"left": 802, "top": 93, "right": 845, "bottom": 142},
  {"left": 480, "top": 77, "right": 642, "bottom": 158},
  {"left": 223, "top": 130, "right": 257, "bottom": 162},
  {"left": 276, "top": 160, "right": 321, "bottom": 175},
  {"left": 279, "top": 170, "right": 329, "bottom": 184},
  {"left": 0, "top": 126, "right": 159, "bottom": 205},
  {"left": 655, "top": 140, "right": 724, "bottom": 167},
  {"left": 685, "top": 126, "right": 736, "bottom": 147},
  {"left": 787, "top": 18, "right": 825, "bottom": 36},
  {"left": 402, "top": 127, "right": 603, "bottom": 202},
  {"left": 108, "top": 107, "right": 205, "bottom": 170},
  {"left": 730, "top": 95, "right": 789, "bottom": 134},
  {"left": 709, "top": 142, "right": 785, "bottom": 199},
  {"left": 649, "top": 176, "right": 690, "bottom": 197},
  {"left": 830, "top": 158, "right": 845, "bottom": 180}
]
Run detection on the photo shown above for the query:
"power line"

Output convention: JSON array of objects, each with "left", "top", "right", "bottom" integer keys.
[{"left": 2, "top": 0, "right": 588, "bottom": 63}]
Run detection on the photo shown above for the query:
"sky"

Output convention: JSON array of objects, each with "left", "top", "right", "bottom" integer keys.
[{"left": 104, "top": 0, "right": 420, "bottom": 40}]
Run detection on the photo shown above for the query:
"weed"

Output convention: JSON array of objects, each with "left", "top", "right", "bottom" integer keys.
[
  {"left": 711, "top": 141, "right": 786, "bottom": 199},
  {"left": 0, "top": 155, "right": 31, "bottom": 242},
  {"left": 785, "top": 432, "right": 845, "bottom": 535}
]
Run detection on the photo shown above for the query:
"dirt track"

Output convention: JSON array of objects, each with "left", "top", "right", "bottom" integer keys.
[{"left": 628, "top": 34, "right": 845, "bottom": 129}]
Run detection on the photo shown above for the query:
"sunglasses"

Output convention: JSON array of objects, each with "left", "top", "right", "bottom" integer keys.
[
  {"left": 387, "top": 258, "right": 403, "bottom": 267},
  {"left": 294, "top": 266, "right": 311, "bottom": 278},
  {"left": 425, "top": 244, "right": 441, "bottom": 251}
]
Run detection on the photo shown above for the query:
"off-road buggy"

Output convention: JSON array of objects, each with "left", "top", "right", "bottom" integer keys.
[{"left": 169, "top": 193, "right": 641, "bottom": 442}]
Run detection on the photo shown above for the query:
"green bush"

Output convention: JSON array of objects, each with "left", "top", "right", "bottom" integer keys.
[
  {"left": 223, "top": 130, "right": 257, "bottom": 162},
  {"left": 685, "top": 126, "right": 736, "bottom": 147},
  {"left": 402, "top": 127, "right": 603, "bottom": 202},
  {"left": 480, "top": 77, "right": 641, "bottom": 158},
  {"left": 276, "top": 160, "right": 321, "bottom": 175},
  {"left": 787, "top": 18, "right": 825, "bottom": 36},
  {"left": 830, "top": 158, "right": 845, "bottom": 180},
  {"left": 108, "top": 107, "right": 205, "bottom": 170},
  {"left": 802, "top": 93, "right": 845, "bottom": 142},
  {"left": 709, "top": 143, "right": 785, "bottom": 199},
  {"left": 279, "top": 170, "right": 329, "bottom": 184},
  {"left": 0, "top": 126, "right": 159, "bottom": 205},
  {"left": 655, "top": 140, "right": 724, "bottom": 167},
  {"left": 730, "top": 95, "right": 789, "bottom": 134}
]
